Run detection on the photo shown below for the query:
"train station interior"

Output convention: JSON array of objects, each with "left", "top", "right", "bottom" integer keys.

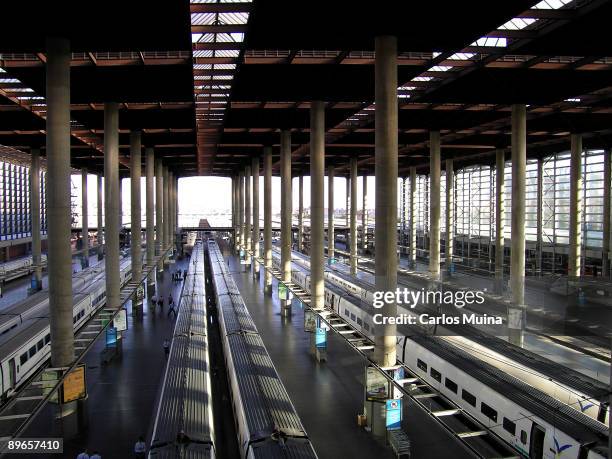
[{"left": 0, "top": 1, "right": 610, "bottom": 458}]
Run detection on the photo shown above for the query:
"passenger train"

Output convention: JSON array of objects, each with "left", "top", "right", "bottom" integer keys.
[
  {"left": 0, "top": 257, "right": 132, "bottom": 401},
  {"left": 272, "top": 247, "right": 610, "bottom": 427},
  {"left": 0, "top": 260, "right": 115, "bottom": 336},
  {"left": 272, "top": 251, "right": 609, "bottom": 459}
]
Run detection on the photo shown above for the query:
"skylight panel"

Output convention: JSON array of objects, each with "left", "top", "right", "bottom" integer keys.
[
  {"left": 191, "top": 13, "right": 216, "bottom": 25},
  {"left": 216, "top": 49, "right": 240, "bottom": 58},
  {"left": 532, "top": 0, "right": 572, "bottom": 9},
  {"left": 191, "top": 33, "right": 203, "bottom": 43},
  {"left": 564, "top": 98, "right": 581, "bottom": 102},
  {"left": 498, "top": 17, "right": 537, "bottom": 30},
  {"left": 0, "top": 78, "right": 20, "bottom": 83},
  {"left": 428, "top": 65, "right": 452, "bottom": 72},
  {"left": 471, "top": 37, "right": 507, "bottom": 47},
  {"left": 412, "top": 76, "right": 433, "bottom": 81},
  {"left": 218, "top": 12, "right": 249, "bottom": 25}
]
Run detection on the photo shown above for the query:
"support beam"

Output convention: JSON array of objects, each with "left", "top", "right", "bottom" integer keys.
[
  {"left": 163, "top": 167, "right": 170, "bottom": 256},
  {"left": 298, "top": 175, "right": 304, "bottom": 252},
  {"left": 603, "top": 148, "right": 611, "bottom": 278},
  {"left": 350, "top": 156, "right": 358, "bottom": 275},
  {"left": 328, "top": 166, "right": 335, "bottom": 262},
  {"left": 155, "top": 158, "right": 164, "bottom": 259},
  {"left": 280, "top": 130, "right": 292, "bottom": 314},
  {"left": 238, "top": 170, "right": 244, "bottom": 250},
  {"left": 30, "top": 149, "right": 42, "bottom": 291},
  {"left": 311, "top": 101, "right": 325, "bottom": 310},
  {"left": 373, "top": 35, "right": 398, "bottom": 367},
  {"left": 409, "top": 167, "right": 417, "bottom": 268},
  {"left": 362, "top": 174, "right": 368, "bottom": 251},
  {"left": 495, "top": 149, "right": 505, "bottom": 291},
  {"left": 130, "top": 131, "right": 142, "bottom": 284},
  {"left": 81, "top": 168, "right": 89, "bottom": 268},
  {"left": 97, "top": 175, "right": 103, "bottom": 259},
  {"left": 429, "top": 131, "right": 441, "bottom": 278},
  {"left": 568, "top": 134, "right": 583, "bottom": 278},
  {"left": 245, "top": 164, "right": 252, "bottom": 266},
  {"left": 104, "top": 102, "right": 120, "bottom": 312},
  {"left": 46, "top": 37, "right": 74, "bottom": 367},
  {"left": 145, "top": 147, "right": 155, "bottom": 285},
  {"left": 445, "top": 159, "right": 454, "bottom": 274},
  {"left": 510, "top": 104, "right": 526, "bottom": 346},
  {"left": 346, "top": 177, "right": 350, "bottom": 228},
  {"left": 536, "top": 158, "right": 543, "bottom": 276},
  {"left": 263, "top": 147, "right": 273, "bottom": 292},
  {"left": 252, "top": 156, "right": 260, "bottom": 276}
]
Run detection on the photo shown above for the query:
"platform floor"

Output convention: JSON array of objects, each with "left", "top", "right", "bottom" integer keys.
[
  {"left": 221, "top": 241, "right": 472, "bottom": 459},
  {"left": 22, "top": 258, "right": 188, "bottom": 458}
]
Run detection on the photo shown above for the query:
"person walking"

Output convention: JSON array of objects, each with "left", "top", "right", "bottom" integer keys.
[
  {"left": 163, "top": 339, "right": 170, "bottom": 358},
  {"left": 157, "top": 295, "right": 164, "bottom": 309},
  {"left": 134, "top": 436, "right": 146, "bottom": 459}
]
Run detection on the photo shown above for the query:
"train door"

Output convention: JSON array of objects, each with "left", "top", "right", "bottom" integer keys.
[
  {"left": 8, "top": 358, "right": 16, "bottom": 388},
  {"left": 330, "top": 294, "right": 335, "bottom": 311},
  {"left": 529, "top": 423, "right": 545, "bottom": 459}
]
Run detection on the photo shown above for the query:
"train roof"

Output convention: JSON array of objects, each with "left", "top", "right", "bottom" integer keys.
[{"left": 0, "top": 318, "right": 49, "bottom": 361}]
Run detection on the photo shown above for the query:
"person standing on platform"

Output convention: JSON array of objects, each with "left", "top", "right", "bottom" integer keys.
[
  {"left": 157, "top": 295, "right": 164, "bottom": 309},
  {"left": 76, "top": 449, "right": 89, "bottom": 459},
  {"left": 163, "top": 339, "right": 170, "bottom": 358},
  {"left": 134, "top": 436, "right": 146, "bottom": 458},
  {"left": 90, "top": 452, "right": 101, "bottom": 459}
]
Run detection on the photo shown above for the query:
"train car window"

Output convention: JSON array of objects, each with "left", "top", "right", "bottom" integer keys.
[
  {"left": 481, "top": 402, "right": 498, "bottom": 422},
  {"left": 461, "top": 389, "right": 476, "bottom": 407},
  {"left": 430, "top": 368, "right": 441, "bottom": 382},
  {"left": 364, "top": 323, "right": 369, "bottom": 332},
  {"left": 28, "top": 345, "right": 36, "bottom": 358},
  {"left": 444, "top": 378, "right": 458, "bottom": 393},
  {"left": 350, "top": 313, "right": 356, "bottom": 321},
  {"left": 37, "top": 339, "right": 44, "bottom": 351},
  {"left": 356, "top": 318, "right": 363, "bottom": 326},
  {"left": 344, "top": 309, "right": 349, "bottom": 317},
  {"left": 45, "top": 334, "right": 51, "bottom": 344},
  {"left": 503, "top": 418, "right": 516, "bottom": 435},
  {"left": 20, "top": 353, "right": 28, "bottom": 365},
  {"left": 417, "top": 359, "right": 427, "bottom": 372},
  {"left": 520, "top": 430, "right": 527, "bottom": 444}
]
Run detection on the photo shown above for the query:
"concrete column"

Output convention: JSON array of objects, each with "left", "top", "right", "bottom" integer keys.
[
  {"left": 429, "top": 131, "right": 441, "bottom": 278},
  {"left": 238, "top": 171, "right": 244, "bottom": 249},
  {"left": 81, "top": 169, "right": 89, "bottom": 267},
  {"left": 350, "top": 156, "right": 358, "bottom": 275},
  {"left": 104, "top": 102, "right": 120, "bottom": 312},
  {"left": 568, "top": 134, "right": 583, "bottom": 278},
  {"left": 263, "top": 147, "right": 273, "bottom": 292},
  {"left": 346, "top": 177, "right": 350, "bottom": 228},
  {"left": 163, "top": 167, "right": 170, "bottom": 256},
  {"left": 311, "top": 101, "right": 325, "bottom": 310},
  {"left": 245, "top": 164, "right": 252, "bottom": 266},
  {"left": 155, "top": 158, "right": 164, "bottom": 258},
  {"left": 97, "top": 175, "right": 103, "bottom": 259},
  {"left": 536, "top": 158, "right": 544, "bottom": 275},
  {"left": 495, "top": 149, "right": 505, "bottom": 291},
  {"left": 409, "top": 167, "right": 417, "bottom": 267},
  {"left": 130, "top": 131, "right": 142, "bottom": 284},
  {"left": 510, "top": 104, "right": 526, "bottom": 346},
  {"left": 373, "top": 35, "right": 398, "bottom": 367},
  {"left": 298, "top": 175, "right": 304, "bottom": 252},
  {"left": 603, "top": 148, "right": 611, "bottom": 278},
  {"left": 231, "top": 176, "right": 236, "bottom": 244},
  {"left": 145, "top": 148, "right": 155, "bottom": 285},
  {"left": 445, "top": 159, "right": 454, "bottom": 274},
  {"left": 46, "top": 37, "right": 74, "bottom": 367},
  {"left": 280, "top": 130, "right": 292, "bottom": 315},
  {"left": 252, "top": 156, "right": 260, "bottom": 275},
  {"left": 119, "top": 178, "right": 123, "bottom": 231},
  {"left": 169, "top": 171, "right": 175, "bottom": 250},
  {"left": 30, "top": 149, "right": 42, "bottom": 291},
  {"left": 328, "top": 166, "right": 335, "bottom": 261},
  {"left": 362, "top": 174, "right": 368, "bottom": 251}
]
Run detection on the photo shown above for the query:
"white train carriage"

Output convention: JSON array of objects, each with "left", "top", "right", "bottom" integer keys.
[
  {"left": 276, "top": 251, "right": 609, "bottom": 459},
  {"left": 275, "top": 248, "right": 610, "bottom": 426},
  {"left": 208, "top": 241, "right": 318, "bottom": 459},
  {"left": 0, "top": 257, "right": 132, "bottom": 400}
]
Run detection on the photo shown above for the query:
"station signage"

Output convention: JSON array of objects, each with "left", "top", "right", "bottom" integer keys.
[
  {"left": 315, "top": 327, "right": 327, "bottom": 349},
  {"left": 304, "top": 310, "right": 317, "bottom": 332},
  {"left": 278, "top": 283, "right": 292, "bottom": 301},
  {"left": 62, "top": 364, "right": 87, "bottom": 404},
  {"left": 385, "top": 399, "right": 402, "bottom": 430},
  {"left": 113, "top": 309, "right": 128, "bottom": 332},
  {"left": 106, "top": 327, "right": 117, "bottom": 346},
  {"left": 365, "top": 366, "right": 389, "bottom": 402}
]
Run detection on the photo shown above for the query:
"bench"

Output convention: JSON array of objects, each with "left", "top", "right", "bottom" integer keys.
[{"left": 389, "top": 430, "right": 411, "bottom": 459}]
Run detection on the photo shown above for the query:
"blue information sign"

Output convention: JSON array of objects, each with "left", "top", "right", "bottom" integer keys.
[
  {"left": 106, "top": 327, "right": 117, "bottom": 346},
  {"left": 386, "top": 399, "right": 402, "bottom": 430},
  {"left": 315, "top": 327, "right": 327, "bottom": 348}
]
